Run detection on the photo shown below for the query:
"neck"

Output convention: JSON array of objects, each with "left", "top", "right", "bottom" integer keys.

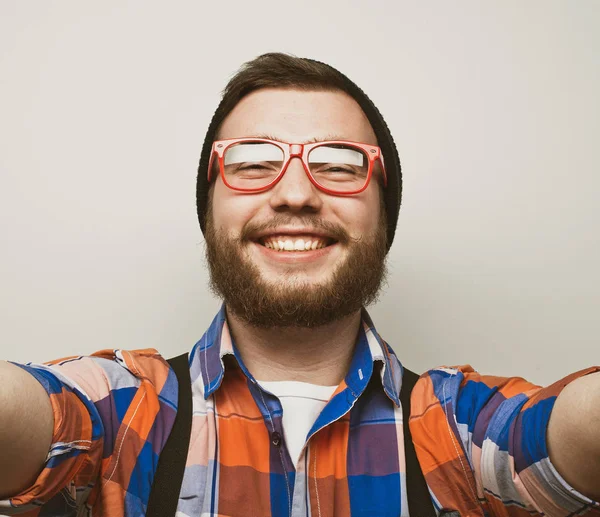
[{"left": 225, "top": 307, "right": 362, "bottom": 386}]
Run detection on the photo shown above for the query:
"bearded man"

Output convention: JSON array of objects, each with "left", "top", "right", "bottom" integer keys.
[{"left": 0, "top": 53, "right": 599, "bottom": 517}]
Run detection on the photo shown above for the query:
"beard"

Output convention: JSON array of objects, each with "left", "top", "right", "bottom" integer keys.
[{"left": 204, "top": 203, "right": 388, "bottom": 328}]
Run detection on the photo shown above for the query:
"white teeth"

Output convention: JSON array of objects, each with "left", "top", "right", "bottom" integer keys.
[{"left": 262, "top": 236, "right": 330, "bottom": 252}]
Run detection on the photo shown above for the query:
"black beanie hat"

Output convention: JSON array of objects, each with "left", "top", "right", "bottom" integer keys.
[{"left": 196, "top": 57, "right": 402, "bottom": 251}]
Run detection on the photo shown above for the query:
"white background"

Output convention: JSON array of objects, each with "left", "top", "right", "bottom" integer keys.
[{"left": 0, "top": 1, "right": 598, "bottom": 385}]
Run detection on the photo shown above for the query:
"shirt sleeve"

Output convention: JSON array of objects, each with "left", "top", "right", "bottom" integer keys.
[
  {"left": 409, "top": 364, "right": 600, "bottom": 516},
  {"left": 0, "top": 348, "right": 178, "bottom": 516}
]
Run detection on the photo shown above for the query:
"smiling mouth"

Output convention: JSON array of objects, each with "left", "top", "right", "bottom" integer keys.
[{"left": 257, "top": 235, "right": 336, "bottom": 252}]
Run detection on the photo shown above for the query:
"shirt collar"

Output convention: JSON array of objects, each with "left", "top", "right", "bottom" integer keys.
[{"left": 189, "top": 304, "right": 403, "bottom": 407}]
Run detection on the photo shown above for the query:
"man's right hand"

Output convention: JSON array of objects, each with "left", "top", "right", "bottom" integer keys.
[{"left": 0, "top": 361, "right": 53, "bottom": 499}]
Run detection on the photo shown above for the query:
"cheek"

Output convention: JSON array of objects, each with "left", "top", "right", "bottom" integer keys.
[
  {"left": 211, "top": 181, "right": 266, "bottom": 235},
  {"left": 333, "top": 191, "right": 381, "bottom": 237}
]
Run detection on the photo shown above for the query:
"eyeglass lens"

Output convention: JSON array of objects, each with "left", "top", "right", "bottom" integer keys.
[{"left": 222, "top": 142, "right": 369, "bottom": 192}]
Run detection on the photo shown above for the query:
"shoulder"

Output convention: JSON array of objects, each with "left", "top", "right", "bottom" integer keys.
[
  {"left": 35, "top": 347, "right": 176, "bottom": 404},
  {"left": 410, "top": 364, "right": 540, "bottom": 410},
  {"left": 408, "top": 364, "right": 542, "bottom": 455}
]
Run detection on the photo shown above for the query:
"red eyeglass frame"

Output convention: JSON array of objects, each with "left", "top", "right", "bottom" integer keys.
[{"left": 207, "top": 137, "right": 387, "bottom": 195}]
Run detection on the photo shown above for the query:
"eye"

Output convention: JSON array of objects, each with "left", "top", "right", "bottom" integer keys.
[
  {"left": 238, "top": 163, "right": 270, "bottom": 170},
  {"left": 326, "top": 166, "right": 356, "bottom": 173},
  {"left": 234, "top": 162, "right": 281, "bottom": 173},
  {"left": 229, "top": 162, "right": 280, "bottom": 179},
  {"left": 317, "top": 164, "right": 358, "bottom": 175}
]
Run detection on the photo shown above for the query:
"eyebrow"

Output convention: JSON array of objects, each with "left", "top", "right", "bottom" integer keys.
[{"left": 247, "top": 133, "right": 348, "bottom": 144}]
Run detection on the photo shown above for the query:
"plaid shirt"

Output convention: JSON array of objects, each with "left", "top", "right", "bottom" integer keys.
[{"left": 3, "top": 306, "right": 599, "bottom": 516}]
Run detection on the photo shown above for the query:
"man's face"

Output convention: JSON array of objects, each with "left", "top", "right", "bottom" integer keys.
[{"left": 205, "top": 88, "right": 387, "bottom": 327}]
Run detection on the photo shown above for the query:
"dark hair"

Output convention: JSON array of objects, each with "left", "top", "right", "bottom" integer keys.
[
  {"left": 214, "top": 53, "right": 352, "bottom": 134},
  {"left": 196, "top": 52, "right": 402, "bottom": 250}
]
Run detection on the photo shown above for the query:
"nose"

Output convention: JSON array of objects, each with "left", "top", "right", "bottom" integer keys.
[{"left": 268, "top": 156, "right": 323, "bottom": 214}]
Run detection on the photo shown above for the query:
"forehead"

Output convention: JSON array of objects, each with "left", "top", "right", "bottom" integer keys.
[{"left": 217, "top": 88, "right": 378, "bottom": 145}]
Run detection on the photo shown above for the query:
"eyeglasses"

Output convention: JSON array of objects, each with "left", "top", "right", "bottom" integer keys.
[{"left": 207, "top": 138, "right": 387, "bottom": 195}]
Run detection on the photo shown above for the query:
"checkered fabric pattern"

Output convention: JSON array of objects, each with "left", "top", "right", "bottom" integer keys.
[{"left": 2, "top": 306, "right": 598, "bottom": 516}]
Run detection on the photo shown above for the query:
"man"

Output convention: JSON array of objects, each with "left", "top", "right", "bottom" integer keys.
[{"left": 0, "top": 53, "right": 598, "bottom": 516}]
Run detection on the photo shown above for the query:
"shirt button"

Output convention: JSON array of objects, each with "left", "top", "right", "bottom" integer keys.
[{"left": 271, "top": 431, "right": 282, "bottom": 447}]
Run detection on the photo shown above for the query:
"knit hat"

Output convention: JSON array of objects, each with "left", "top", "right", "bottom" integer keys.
[{"left": 196, "top": 57, "right": 402, "bottom": 251}]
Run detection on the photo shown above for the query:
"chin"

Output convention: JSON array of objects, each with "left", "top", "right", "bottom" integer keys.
[{"left": 258, "top": 268, "right": 333, "bottom": 287}]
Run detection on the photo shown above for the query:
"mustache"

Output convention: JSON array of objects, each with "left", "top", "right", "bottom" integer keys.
[{"left": 240, "top": 215, "right": 353, "bottom": 244}]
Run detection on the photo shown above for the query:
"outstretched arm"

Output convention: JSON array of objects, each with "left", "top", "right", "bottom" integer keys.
[
  {"left": 0, "top": 361, "right": 53, "bottom": 499},
  {"left": 548, "top": 371, "right": 600, "bottom": 501},
  {"left": 410, "top": 364, "right": 600, "bottom": 515}
]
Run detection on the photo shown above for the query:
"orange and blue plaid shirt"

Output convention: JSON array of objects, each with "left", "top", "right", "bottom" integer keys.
[{"left": 3, "top": 306, "right": 599, "bottom": 516}]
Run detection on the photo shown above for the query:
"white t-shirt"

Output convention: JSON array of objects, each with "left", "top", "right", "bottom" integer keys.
[{"left": 258, "top": 380, "right": 338, "bottom": 464}]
